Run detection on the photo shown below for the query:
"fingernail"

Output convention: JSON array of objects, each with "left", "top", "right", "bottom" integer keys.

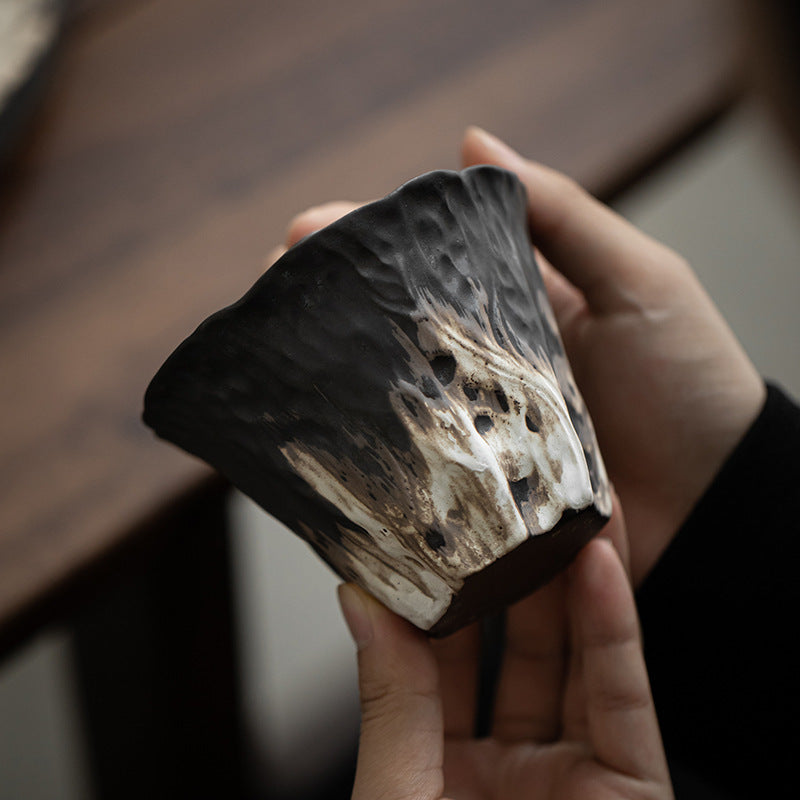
[{"left": 338, "top": 583, "right": 373, "bottom": 650}]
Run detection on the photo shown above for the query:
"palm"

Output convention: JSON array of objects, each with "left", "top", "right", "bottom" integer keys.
[
  {"left": 541, "top": 253, "right": 762, "bottom": 585},
  {"left": 554, "top": 285, "right": 704, "bottom": 582},
  {"left": 444, "top": 740, "right": 638, "bottom": 800}
]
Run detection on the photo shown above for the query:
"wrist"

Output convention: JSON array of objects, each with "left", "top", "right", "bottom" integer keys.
[{"left": 629, "top": 372, "right": 766, "bottom": 586}]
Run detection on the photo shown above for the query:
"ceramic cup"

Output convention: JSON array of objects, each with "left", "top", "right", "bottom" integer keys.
[{"left": 143, "top": 166, "right": 611, "bottom": 636}]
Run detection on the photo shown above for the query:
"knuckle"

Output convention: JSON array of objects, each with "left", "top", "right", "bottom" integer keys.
[
  {"left": 286, "top": 207, "right": 322, "bottom": 242},
  {"left": 534, "top": 170, "right": 590, "bottom": 239},
  {"left": 550, "top": 170, "right": 587, "bottom": 205},
  {"left": 359, "top": 675, "right": 409, "bottom": 724},
  {"left": 358, "top": 675, "right": 439, "bottom": 725},
  {"left": 285, "top": 201, "right": 361, "bottom": 246},
  {"left": 641, "top": 247, "right": 699, "bottom": 304},
  {"left": 667, "top": 249, "right": 692, "bottom": 273},
  {"left": 359, "top": 674, "right": 399, "bottom": 708},
  {"left": 592, "top": 682, "right": 652, "bottom": 715},
  {"left": 654, "top": 243, "right": 692, "bottom": 277}
]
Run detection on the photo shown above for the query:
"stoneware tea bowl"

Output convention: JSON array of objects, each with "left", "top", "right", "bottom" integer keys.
[{"left": 143, "top": 165, "right": 612, "bottom": 637}]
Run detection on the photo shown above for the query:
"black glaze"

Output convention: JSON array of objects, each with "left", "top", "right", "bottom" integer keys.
[
  {"left": 428, "top": 505, "right": 603, "bottom": 637},
  {"left": 143, "top": 166, "right": 610, "bottom": 633}
]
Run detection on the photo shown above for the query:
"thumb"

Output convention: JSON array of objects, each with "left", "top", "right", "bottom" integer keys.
[
  {"left": 338, "top": 584, "right": 445, "bottom": 800},
  {"left": 461, "top": 126, "right": 686, "bottom": 316}
]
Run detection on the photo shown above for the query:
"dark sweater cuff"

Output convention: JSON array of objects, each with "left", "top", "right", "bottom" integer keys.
[
  {"left": 638, "top": 381, "right": 799, "bottom": 605},
  {"left": 636, "top": 382, "right": 800, "bottom": 797}
]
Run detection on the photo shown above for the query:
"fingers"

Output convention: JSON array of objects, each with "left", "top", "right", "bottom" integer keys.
[
  {"left": 430, "top": 624, "right": 480, "bottom": 739},
  {"left": 461, "top": 126, "right": 687, "bottom": 316},
  {"left": 491, "top": 577, "right": 567, "bottom": 742},
  {"left": 567, "top": 539, "right": 671, "bottom": 784},
  {"left": 535, "top": 249, "right": 587, "bottom": 335},
  {"left": 562, "top": 496, "right": 630, "bottom": 740},
  {"left": 264, "top": 245, "right": 286, "bottom": 270},
  {"left": 338, "top": 584, "right": 445, "bottom": 800},
  {"left": 286, "top": 200, "right": 364, "bottom": 248},
  {"left": 601, "top": 489, "right": 631, "bottom": 575},
  {"left": 268, "top": 200, "right": 363, "bottom": 271}
]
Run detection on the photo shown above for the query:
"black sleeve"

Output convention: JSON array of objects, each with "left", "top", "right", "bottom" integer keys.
[{"left": 636, "top": 383, "right": 800, "bottom": 798}]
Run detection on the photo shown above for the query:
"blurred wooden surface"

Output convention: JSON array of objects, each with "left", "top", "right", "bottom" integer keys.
[{"left": 0, "top": 0, "right": 738, "bottom": 653}]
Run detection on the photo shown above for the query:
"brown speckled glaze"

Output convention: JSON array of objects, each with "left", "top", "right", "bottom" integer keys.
[{"left": 143, "top": 166, "right": 611, "bottom": 635}]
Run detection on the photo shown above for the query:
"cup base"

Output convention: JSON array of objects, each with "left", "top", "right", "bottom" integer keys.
[{"left": 427, "top": 505, "right": 605, "bottom": 637}]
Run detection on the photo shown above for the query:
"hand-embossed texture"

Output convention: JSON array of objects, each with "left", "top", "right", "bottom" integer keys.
[{"left": 143, "top": 166, "right": 611, "bottom": 635}]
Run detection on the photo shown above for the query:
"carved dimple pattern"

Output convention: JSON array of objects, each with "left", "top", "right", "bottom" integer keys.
[{"left": 143, "top": 166, "right": 611, "bottom": 631}]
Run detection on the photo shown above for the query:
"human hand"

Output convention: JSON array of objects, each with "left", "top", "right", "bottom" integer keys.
[
  {"left": 282, "top": 194, "right": 671, "bottom": 798},
  {"left": 280, "top": 132, "right": 764, "bottom": 585},
  {"left": 458, "top": 127, "right": 765, "bottom": 584},
  {"left": 337, "top": 515, "right": 673, "bottom": 800}
]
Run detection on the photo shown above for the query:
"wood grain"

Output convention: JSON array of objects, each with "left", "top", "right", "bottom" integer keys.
[{"left": 0, "top": 0, "right": 738, "bottom": 653}]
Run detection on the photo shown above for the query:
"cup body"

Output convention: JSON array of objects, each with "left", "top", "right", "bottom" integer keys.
[{"left": 144, "top": 166, "right": 611, "bottom": 635}]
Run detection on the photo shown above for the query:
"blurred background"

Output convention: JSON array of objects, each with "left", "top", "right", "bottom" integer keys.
[{"left": 1, "top": 0, "right": 799, "bottom": 798}]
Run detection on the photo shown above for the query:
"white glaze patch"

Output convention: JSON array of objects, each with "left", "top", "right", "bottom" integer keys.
[
  {"left": 402, "top": 291, "right": 594, "bottom": 531},
  {"left": 536, "top": 287, "right": 612, "bottom": 518},
  {"left": 278, "top": 286, "right": 598, "bottom": 630}
]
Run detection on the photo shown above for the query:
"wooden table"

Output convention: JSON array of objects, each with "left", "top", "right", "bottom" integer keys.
[{"left": 0, "top": 0, "right": 738, "bottom": 796}]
